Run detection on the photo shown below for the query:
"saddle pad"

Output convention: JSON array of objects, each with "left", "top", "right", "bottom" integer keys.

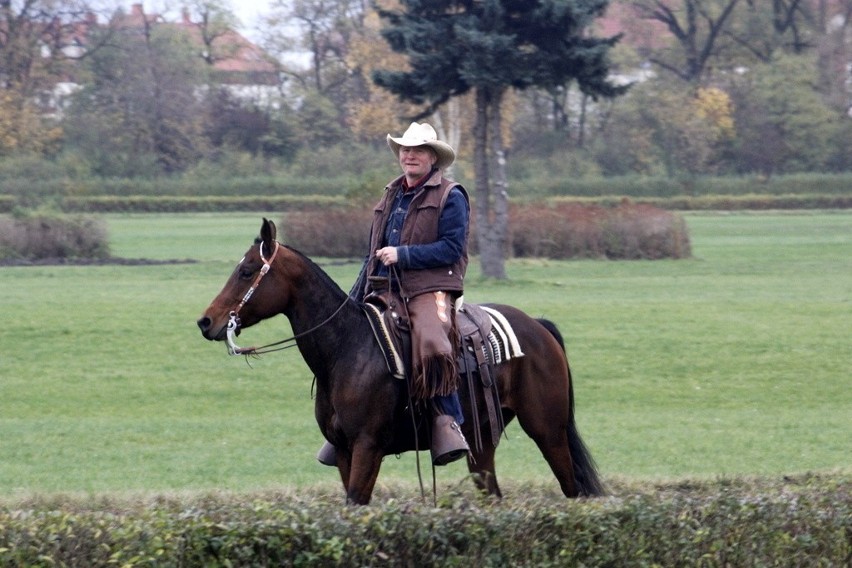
[
  {"left": 479, "top": 306, "right": 525, "bottom": 363},
  {"left": 363, "top": 302, "right": 524, "bottom": 378},
  {"left": 363, "top": 302, "right": 406, "bottom": 379}
]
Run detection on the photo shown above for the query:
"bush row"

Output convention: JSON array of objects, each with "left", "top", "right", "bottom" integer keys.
[
  {"left": 508, "top": 202, "right": 691, "bottom": 260},
  {"left": 3, "top": 172, "right": 852, "bottom": 202},
  {"left": 529, "top": 173, "right": 852, "bottom": 198},
  {"left": 0, "top": 474, "right": 847, "bottom": 567},
  {"left": 0, "top": 213, "right": 109, "bottom": 261},
  {"left": 282, "top": 202, "right": 692, "bottom": 260},
  {"left": 0, "top": 193, "right": 846, "bottom": 216},
  {"left": 588, "top": 193, "right": 852, "bottom": 210},
  {"left": 57, "top": 195, "right": 348, "bottom": 214},
  {"left": 0, "top": 176, "right": 349, "bottom": 201}
]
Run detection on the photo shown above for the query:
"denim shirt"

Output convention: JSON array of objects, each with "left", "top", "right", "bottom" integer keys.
[{"left": 374, "top": 186, "right": 469, "bottom": 278}]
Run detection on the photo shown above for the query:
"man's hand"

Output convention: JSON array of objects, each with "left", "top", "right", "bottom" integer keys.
[{"left": 376, "top": 247, "right": 398, "bottom": 266}]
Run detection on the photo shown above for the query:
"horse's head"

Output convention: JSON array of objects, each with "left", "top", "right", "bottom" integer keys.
[{"left": 197, "top": 218, "right": 291, "bottom": 346}]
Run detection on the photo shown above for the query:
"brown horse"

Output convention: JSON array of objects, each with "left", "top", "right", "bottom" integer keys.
[{"left": 197, "top": 218, "right": 603, "bottom": 504}]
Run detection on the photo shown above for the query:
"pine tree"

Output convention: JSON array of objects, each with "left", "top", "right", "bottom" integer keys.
[{"left": 374, "top": 0, "right": 627, "bottom": 278}]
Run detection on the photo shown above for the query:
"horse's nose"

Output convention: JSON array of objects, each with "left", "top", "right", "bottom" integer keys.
[{"left": 197, "top": 316, "right": 211, "bottom": 334}]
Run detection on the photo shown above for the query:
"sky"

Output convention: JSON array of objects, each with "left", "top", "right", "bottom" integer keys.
[{"left": 227, "top": 0, "right": 273, "bottom": 34}]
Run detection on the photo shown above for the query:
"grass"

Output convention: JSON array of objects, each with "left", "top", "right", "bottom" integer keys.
[{"left": 0, "top": 211, "right": 849, "bottom": 498}]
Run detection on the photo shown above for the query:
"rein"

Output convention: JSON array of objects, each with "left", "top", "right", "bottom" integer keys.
[{"left": 225, "top": 241, "right": 351, "bottom": 357}]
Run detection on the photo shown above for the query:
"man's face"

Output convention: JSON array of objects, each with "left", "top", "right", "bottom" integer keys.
[{"left": 399, "top": 146, "right": 437, "bottom": 179}]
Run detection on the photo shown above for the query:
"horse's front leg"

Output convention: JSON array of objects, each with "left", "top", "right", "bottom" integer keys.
[{"left": 343, "top": 437, "right": 384, "bottom": 505}]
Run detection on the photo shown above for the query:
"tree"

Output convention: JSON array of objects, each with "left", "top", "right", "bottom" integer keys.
[
  {"left": 374, "top": 0, "right": 626, "bottom": 278},
  {"left": 181, "top": 0, "right": 241, "bottom": 66},
  {"left": 346, "top": 6, "right": 475, "bottom": 184},
  {"left": 592, "top": 80, "right": 729, "bottom": 177},
  {"left": 816, "top": 0, "right": 852, "bottom": 113},
  {"left": 0, "top": 0, "right": 108, "bottom": 156},
  {"left": 728, "top": 53, "right": 840, "bottom": 176},
  {"left": 263, "top": 0, "right": 366, "bottom": 95},
  {"left": 346, "top": 7, "right": 424, "bottom": 142},
  {"left": 723, "top": 0, "right": 819, "bottom": 63},
  {"left": 626, "top": 0, "right": 743, "bottom": 83},
  {"left": 65, "top": 7, "right": 210, "bottom": 175},
  {"left": 204, "top": 89, "right": 298, "bottom": 159},
  {"left": 259, "top": 0, "right": 374, "bottom": 154}
]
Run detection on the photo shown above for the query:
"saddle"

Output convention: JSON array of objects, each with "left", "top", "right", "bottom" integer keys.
[{"left": 362, "top": 296, "right": 524, "bottom": 452}]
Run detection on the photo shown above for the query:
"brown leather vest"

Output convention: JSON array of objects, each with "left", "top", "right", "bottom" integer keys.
[{"left": 365, "top": 171, "right": 469, "bottom": 299}]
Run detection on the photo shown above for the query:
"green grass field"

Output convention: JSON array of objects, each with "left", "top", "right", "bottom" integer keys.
[{"left": 0, "top": 211, "right": 849, "bottom": 498}]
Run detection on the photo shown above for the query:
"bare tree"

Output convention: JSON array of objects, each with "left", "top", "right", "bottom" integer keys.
[
  {"left": 263, "top": 0, "right": 366, "bottom": 93},
  {"left": 628, "top": 0, "right": 742, "bottom": 82}
]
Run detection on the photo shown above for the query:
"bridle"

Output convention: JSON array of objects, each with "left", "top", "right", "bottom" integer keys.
[{"left": 225, "top": 240, "right": 351, "bottom": 356}]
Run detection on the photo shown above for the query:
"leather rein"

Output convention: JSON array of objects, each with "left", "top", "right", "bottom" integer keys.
[{"left": 225, "top": 240, "right": 351, "bottom": 356}]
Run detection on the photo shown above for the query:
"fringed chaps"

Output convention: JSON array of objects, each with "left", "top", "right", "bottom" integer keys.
[{"left": 406, "top": 291, "right": 461, "bottom": 400}]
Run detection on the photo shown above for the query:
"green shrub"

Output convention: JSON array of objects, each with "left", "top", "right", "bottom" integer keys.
[
  {"left": 5, "top": 168, "right": 852, "bottom": 204},
  {"left": 0, "top": 474, "right": 847, "bottom": 567},
  {"left": 59, "top": 195, "right": 347, "bottom": 213},
  {"left": 0, "top": 212, "right": 109, "bottom": 261},
  {"left": 522, "top": 173, "right": 852, "bottom": 199}
]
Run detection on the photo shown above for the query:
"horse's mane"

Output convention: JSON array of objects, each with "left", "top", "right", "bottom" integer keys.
[{"left": 277, "top": 242, "right": 349, "bottom": 300}]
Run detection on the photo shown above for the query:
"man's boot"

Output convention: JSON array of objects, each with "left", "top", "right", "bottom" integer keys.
[
  {"left": 430, "top": 414, "right": 470, "bottom": 466},
  {"left": 316, "top": 441, "right": 337, "bottom": 467}
]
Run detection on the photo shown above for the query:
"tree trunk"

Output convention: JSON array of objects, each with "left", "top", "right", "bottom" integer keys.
[
  {"left": 432, "top": 99, "right": 461, "bottom": 179},
  {"left": 487, "top": 88, "right": 508, "bottom": 279},
  {"left": 473, "top": 86, "right": 508, "bottom": 279}
]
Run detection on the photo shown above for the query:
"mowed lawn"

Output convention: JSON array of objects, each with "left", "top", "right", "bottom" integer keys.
[{"left": 0, "top": 211, "right": 848, "bottom": 496}]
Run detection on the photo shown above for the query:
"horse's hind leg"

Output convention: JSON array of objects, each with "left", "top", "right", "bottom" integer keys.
[
  {"left": 513, "top": 386, "right": 579, "bottom": 497},
  {"left": 518, "top": 414, "right": 579, "bottom": 497},
  {"left": 467, "top": 445, "right": 502, "bottom": 497}
]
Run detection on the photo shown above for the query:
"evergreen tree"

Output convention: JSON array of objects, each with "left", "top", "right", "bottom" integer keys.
[{"left": 374, "top": 0, "right": 626, "bottom": 278}]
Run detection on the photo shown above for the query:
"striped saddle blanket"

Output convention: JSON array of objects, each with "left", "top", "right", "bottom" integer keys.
[{"left": 362, "top": 301, "right": 524, "bottom": 380}]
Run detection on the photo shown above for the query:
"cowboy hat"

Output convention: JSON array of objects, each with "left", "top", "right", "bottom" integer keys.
[{"left": 387, "top": 122, "right": 455, "bottom": 170}]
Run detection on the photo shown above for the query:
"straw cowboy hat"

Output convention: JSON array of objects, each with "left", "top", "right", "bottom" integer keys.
[{"left": 387, "top": 122, "right": 455, "bottom": 170}]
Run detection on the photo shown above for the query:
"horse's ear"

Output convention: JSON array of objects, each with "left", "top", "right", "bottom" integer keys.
[{"left": 260, "top": 218, "right": 277, "bottom": 246}]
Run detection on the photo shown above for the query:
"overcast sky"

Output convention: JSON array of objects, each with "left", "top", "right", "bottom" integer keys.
[{"left": 228, "top": 0, "right": 272, "bottom": 34}]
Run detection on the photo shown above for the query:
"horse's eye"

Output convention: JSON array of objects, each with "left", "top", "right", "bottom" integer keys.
[{"left": 238, "top": 267, "right": 255, "bottom": 280}]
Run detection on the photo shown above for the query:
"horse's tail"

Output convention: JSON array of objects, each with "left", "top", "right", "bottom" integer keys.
[{"left": 537, "top": 318, "right": 606, "bottom": 497}]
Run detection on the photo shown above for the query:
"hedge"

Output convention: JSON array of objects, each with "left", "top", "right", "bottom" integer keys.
[
  {"left": 4, "top": 172, "right": 852, "bottom": 201},
  {"left": 556, "top": 193, "right": 852, "bottom": 210},
  {"left": 529, "top": 173, "right": 852, "bottom": 198},
  {"left": 0, "top": 474, "right": 848, "bottom": 567},
  {"left": 39, "top": 193, "right": 852, "bottom": 214},
  {"left": 58, "top": 195, "right": 347, "bottom": 213}
]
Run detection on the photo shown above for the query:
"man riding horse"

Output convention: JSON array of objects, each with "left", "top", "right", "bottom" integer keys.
[{"left": 317, "top": 122, "right": 471, "bottom": 467}]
